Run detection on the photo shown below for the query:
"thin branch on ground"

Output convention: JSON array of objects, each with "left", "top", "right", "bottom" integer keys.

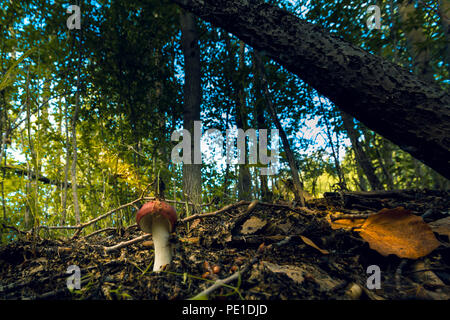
[
  {"left": 1, "top": 223, "right": 29, "bottom": 235},
  {"left": 28, "top": 197, "right": 313, "bottom": 243},
  {"left": 331, "top": 212, "right": 375, "bottom": 221},
  {"left": 180, "top": 199, "right": 314, "bottom": 224},
  {"left": 103, "top": 234, "right": 150, "bottom": 253},
  {"left": 181, "top": 200, "right": 247, "bottom": 223},
  {"left": 84, "top": 227, "right": 117, "bottom": 239},
  {"left": 36, "top": 197, "right": 144, "bottom": 239}
]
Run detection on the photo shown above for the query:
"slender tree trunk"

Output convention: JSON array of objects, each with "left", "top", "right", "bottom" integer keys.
[
  {"left": 252, "top": 57, "right": 271, "bottom": 202},
  {"left": 376, "top": 138, "right": 395, "bottom": 189},
  {"left": 398, "top": 0, "right": 434, "bottom": 82},
  {"left": 71, "top": 103, "right": 80, "bottom": 225},
  {"left": 317, "top": 98, "right": 346, "bottom": 190},
  {"left": 25, "top": 67, "right": 34, "bottom": 229},
  {"left": 171, "top": 0, "right": 450, "bottom": 179},
  {"left": 221, "top": 34, "right": 235, "bottom": 201},
  {"left": 254, "top": 52, "right": 304, "bottom": 206},
  {"left": 341, "top": 111, "right": 383, "bottom": 190},
  {"left": 0, "top": 92, "right": 7, "bottom": 221},
  {"left": 235, "top": 41, "right": 252, "bottom": 201},
  {"left": 222, "top": 102, "right": 232, "bottom": 200},
  {"left": 71, "top": 33, "right": 81, "bottom": 225},
  {"left": 180, "top": 10, "right": 202, "bottom": 211},
  {"left": 355, "top": 159, "right": 368, "bottom": 191},
  {"left": 438, "top": 0, "right": 449, "bottom": 68},
  {"left": 61, "top": 97, "right": 70, "bottom": 225}
]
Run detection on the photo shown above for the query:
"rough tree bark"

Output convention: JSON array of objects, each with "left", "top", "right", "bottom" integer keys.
[
  {"left": 180, "top": 11, "right": 202, "bottom": 210},
  {"left": 170, "top": 0, "right": 450, "bottom": 179}
]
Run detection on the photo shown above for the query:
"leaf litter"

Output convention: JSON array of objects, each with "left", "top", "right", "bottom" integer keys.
[{"left": 0, "top": 189, "right": 449, "bottom": 300}]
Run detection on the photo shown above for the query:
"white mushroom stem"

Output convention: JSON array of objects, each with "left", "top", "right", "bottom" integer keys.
[{"left": 151, "top": 215, "right": 172, "bottom": 272}]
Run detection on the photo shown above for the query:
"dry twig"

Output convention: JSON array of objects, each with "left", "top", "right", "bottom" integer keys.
[{"left": 103, "top": 234, "right": 151, "bottom": 253}]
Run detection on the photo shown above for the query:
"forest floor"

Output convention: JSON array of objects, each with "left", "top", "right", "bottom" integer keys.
[{"left": 0, "top": 189, "right": 449, "bottom": 300}]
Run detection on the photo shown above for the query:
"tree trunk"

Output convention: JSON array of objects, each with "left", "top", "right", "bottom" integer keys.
[
  {"left": 254, "top": 52, "right": 304, "bottom": 206},
  {"left": 71, "top": 34, "right": 81, "bottom": 225},
  {"left": 61, "top": 97, "right": 71, "bottom": 225},
  {"left": 235, "top": 41, "right": 252, "bottom": 201},
  {"left": 341, "top": 111, "right": 384, "bottom": 190},
  {"left": 316, "top": 98, "right": 346, "bottom": 190},
  {"left": 252, "top": 53, "right": 271, "bottom": 202},
  {"left": 398, "top": 0, "right": 434, "bottom": 82},
  {"left": 171, "top": 0, "right": 450, "bottom": 179},
  {"left": 0, "top": 92, "right": 7, "bottom": 221},
  {"left": 438, "top": 0, "right": 449, "bottom": 67},
  {"left": 25, "top": 68, "right": 34, "bottom": 230},
  {"left": 355, "top": 161, "right": 368, "bottom": 192},
  {"left": 222, "top": 104, "right": 232, "bottom": 200},
  {"left": 180, "top": 11, "right": 202, "bottom": 211},
  {"left": 376, "top": 138, "right": 395, "bottom": 190}
]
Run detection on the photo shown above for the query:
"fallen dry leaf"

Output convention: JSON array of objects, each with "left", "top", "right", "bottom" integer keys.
[
  {"left": 179, "top": 237, "right": 200, "bottom": 244},
  {"left": 57, "top": 247, "right": 72, "bottom": 254},
  {"left": 300, "top": 235, "right": 329, "bottom": 255},
  {"left": 262, "top": 261, "right": 343, "bottom": 291},
  {"left": 189, "top": 219, "right": 201, "bottom": 230},
  {"left": 28, "top": 265, "right": 44, "bottom": 275},
  {"left": 241, "top": 216, "right": 267, "bottom": 235},
  {"left": 262, "top": 261, "right": 304, "bottom": 284},
  {"left": 411, "top": 261, "right": 445, "bottom": 288},
  {"left": 141, "top": 240, "right": 153, "bottom": 247},
  {"left": 357, "top": 207, "right": 440, "bottom": 259},
  {"left": 429, "top": 216, "right": 450, "bottom": 239}
]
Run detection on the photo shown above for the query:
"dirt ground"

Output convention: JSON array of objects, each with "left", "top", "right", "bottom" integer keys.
[{"left": 0, "top": 189, "right": 449, "bottom": 300}]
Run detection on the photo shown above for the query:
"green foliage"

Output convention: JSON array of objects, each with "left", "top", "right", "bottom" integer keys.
[{"left": 0, "top": 0, "right": 448, "bottom": 244}]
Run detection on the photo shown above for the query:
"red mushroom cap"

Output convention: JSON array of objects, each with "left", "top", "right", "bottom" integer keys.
[{"left": 136, "top": 200, "right": 177, "bottom": 233}]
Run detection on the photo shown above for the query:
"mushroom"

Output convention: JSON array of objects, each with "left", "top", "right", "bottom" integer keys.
[{"left": 136, "top": 200, "right": 177, "bottom": 272}]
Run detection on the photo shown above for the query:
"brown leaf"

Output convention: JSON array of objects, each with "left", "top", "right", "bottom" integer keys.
[
  {"left": 300, "top": 235, "right": 329, "bottom": 255},
  {"left": 262, "top": 261, "right": 305, "bottom": 284},
  {"left": 57, "top": 247, "right": 72, "bottom": 254},
  {"left": 429, "top": 216, "right": 450, "bottom": 239},
  {"left": 357, "top": 207, "right": 440, "bottom": 259},
  {"left": 412, "top": 261, "right": 445, "bottom": 288},
  {"left": 179, "top": 237, "right": 200, "bottom": 244},
  {"left": 189, "top": 219, "right": 201, "bottom": 230},
  {"left": 141, "top": 240, "right": 154, "bottom": 247},
  {"left": 241, "top": 216, "right": 267, "bottom": 235},
  {"left": 29, "top": 264, "right": 44, "bottom": 275},
  {"left": 262, "top": 261, "right": 343, "bottom": 291}
]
